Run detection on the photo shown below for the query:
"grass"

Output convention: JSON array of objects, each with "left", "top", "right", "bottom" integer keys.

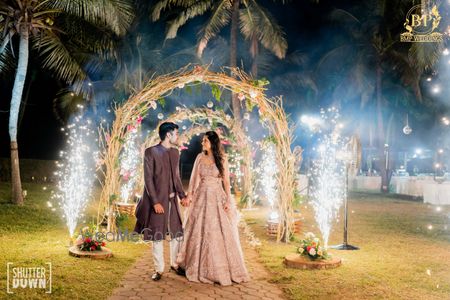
[
  {"left": 0, "top": 182, "right": 148, "bottom": 299},
  {"left": 242, "top": 192, "right": 450, "bottom": 300},
  {"left": 1, "top": 182, "right": 449, "bottom": 299}
]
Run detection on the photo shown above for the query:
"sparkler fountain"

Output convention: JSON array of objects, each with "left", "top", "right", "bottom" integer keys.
[
  {"left": 260, "top": 142, "right": 279, "bottom": 221},
  {"left": 53, "top": 110, "right": 96, "bottom": 239},
  {"left": 310, "top": 108, "right": 347, "bottom": 249}
]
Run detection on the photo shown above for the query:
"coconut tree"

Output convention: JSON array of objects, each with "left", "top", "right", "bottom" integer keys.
[
  {"left": 151, "top": 0, "right": 289, "bottom": 120},
  {"left": 0, "top": 0, "right": 134, "bottom": 205},
  {"left": 317, "top": 0, "right": 432, "bottom": 192}
]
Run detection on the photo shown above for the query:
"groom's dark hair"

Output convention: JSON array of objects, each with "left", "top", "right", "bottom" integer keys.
[{"left": 159, "top": 122, "right": 179, "bottom": 140}]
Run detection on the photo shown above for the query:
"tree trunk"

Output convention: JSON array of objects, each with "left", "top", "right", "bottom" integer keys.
[
  {"left": 230, "top": 0, "right": 241, "bottom": 121},
  {"left": 18, "top": 69, "right": 36, "bottom": 134},
  {"left": 376, "top": 62, "right": 389, "bottom": 193},
  {"left": 9, "top": 29, "right": 29, "bottom": 205}
]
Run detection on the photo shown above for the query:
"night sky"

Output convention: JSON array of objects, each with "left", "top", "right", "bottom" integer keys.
[{"left": 0, "top": 0, "right": 446, "bottom": 163}]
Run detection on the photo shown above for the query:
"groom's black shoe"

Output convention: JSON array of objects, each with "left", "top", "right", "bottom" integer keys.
[
  {"left": 171, "top": 266, "right": 186, "bottom": 276},
  {"left": 151, "top": 272, "right": 162, "bottom": 281}
]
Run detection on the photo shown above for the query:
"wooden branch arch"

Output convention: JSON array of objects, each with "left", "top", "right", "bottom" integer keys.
[{"left": 97, "top": 65, "right": 297, "bottom": 242}]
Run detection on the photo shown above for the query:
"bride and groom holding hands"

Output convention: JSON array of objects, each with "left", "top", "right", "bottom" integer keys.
[{"left": 134, "top": 122, "right": 249, "bottom": 286}]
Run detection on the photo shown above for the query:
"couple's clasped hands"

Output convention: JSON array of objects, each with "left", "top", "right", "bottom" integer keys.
[
  {"left": 180, "top": 196, "right": 191, "bottom": 207},
  {"left": 152, "top": 196, "right": 190, "bottom": 214},
  {"left": 153, "top": 194, "right": 230, "bottom": 213}
]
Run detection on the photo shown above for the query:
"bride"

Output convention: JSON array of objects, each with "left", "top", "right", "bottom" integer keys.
[{"left": 176, "top": 131, "right": 249, "bottom": 286}]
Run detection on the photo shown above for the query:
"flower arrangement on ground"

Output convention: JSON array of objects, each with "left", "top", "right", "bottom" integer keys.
[
  {"left": 74, "top": 224, "right": 106, "bottom": 251},
  {"left": 297, "top": 232, "right": 330, "bottom": 260}
]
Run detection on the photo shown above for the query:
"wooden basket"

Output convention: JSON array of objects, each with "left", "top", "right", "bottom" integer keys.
[
  {"left": 267, "top": 219, "right": 302, "bottom": 236},
  {"left": 115, "top": 202, "right": 136, "bottom": 216}
]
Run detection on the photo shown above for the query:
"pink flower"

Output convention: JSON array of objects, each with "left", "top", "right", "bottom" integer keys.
[
  {"left": 180, "top": 146, "right": 188, "bottom": 151},
  {"left": 136, "top": 116, "right": 143, "bottom": 125},
  {"left": 221, "top": 140, "right": 231, "bottom": 145}
]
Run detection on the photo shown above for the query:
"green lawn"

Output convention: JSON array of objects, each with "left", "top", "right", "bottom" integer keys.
[
  {"left": 0, "top": 182, "right": 147, "bottom": 299},
  {"left": 242, "top": 193, "right": 450, "bottom": 300},
  {"left": 2, "top": 182, "right": 450, "bottom": 299}
]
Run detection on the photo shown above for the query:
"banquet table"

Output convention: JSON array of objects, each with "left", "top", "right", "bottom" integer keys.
[{"left": 422, "top": 182, "right": 450, "bottom": 205}]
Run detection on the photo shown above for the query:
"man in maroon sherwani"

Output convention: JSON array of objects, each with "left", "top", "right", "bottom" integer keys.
[{"left": 134, "top": 122, "right": 189, "bottom": 281}]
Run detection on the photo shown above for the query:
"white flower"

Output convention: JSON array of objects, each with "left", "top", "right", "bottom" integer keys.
[
  {"left": 298, "top": 247, "right": 305, "bottom": 254},
  {"left": 150, "top": 101, "right": 157, "bottom": 110},
  {"left": 309, "top": 248, "right": 316, "bottom": 256},
  {"left": 305, "top": 232, "right": 315, "bottom": 239},
  {"left": 177, "top": 83, "right": 185, "bottom": 89},
  {"left": 75, "top": 235, "right": 84, "bottom": 246},
  {"left": 317, "top": 249, "right": 323, "bottom": 256},
  {"left": 313, "top": 237, "right": 320, "bottom": 243}
]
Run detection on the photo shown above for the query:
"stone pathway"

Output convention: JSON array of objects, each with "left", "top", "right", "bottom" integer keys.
[{"left": 108, "top": 228, "right": 285, "bottom": 300}]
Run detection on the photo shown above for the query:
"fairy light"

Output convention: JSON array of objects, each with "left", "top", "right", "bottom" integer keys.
[
  {"left": 53, "top": 114, "right": 96, "bottom": 237},
  {"left": 310, "top": 107, "right": 347, "bottom": 248}
]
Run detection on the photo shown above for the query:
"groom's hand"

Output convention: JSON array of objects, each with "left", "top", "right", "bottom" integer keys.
[
  {"left": 180, "top": 197, "right": 190, "bottom": 207},
  {"left": 153, "top": 203, "right": 164, "bottom": 214}
]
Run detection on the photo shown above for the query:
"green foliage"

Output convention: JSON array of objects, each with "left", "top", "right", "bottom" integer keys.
[
  {"left": 251, "top": 78, "right": 270, "bottom": 87},
  {"left": 116, "top": 213, "right": 129, "bottom": 228},
  {"left": 210, "top": 83, "right": 222, "bottom": 101},
  {"left": 293, "top": 189, "right": 303, "bottom": 207},
  {"left": 262, "top": 135, "right": 277, "bottom": 145},
  {"left": 245, "top": 98, "right": 256, "bottom": 112},
  {"left": 109, "top": 194, "right": 118, "bottom": 205},
  {"left": 158, "top": 97, "right": 166, "bottom": 108}
]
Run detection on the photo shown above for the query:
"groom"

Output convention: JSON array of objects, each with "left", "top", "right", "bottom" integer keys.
[{"left": 134, "top": 122, "right": 189, "bottom": 281}]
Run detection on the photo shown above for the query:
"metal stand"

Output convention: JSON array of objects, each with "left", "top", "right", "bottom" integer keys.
[{"left": 331, "top": 166, "right": 359, "bottom": 250}]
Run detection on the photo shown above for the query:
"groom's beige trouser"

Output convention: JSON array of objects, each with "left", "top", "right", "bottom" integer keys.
[{"left": 152, "top": 238, "right": 181, "bottom": 273}]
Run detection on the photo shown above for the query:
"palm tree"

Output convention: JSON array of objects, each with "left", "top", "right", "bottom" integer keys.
[
  {"left": 151, "top": 0, "right": 288, "bottom": 120},
  {"left": 318, "top": 0, "right": 429, "bottom": 192},
  {"left": 0, "top": 0, "right": 134, "bottom": 205}
]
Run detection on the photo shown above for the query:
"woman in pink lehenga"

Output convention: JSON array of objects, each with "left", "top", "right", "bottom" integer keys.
[{"left": 176, "top": 131, "right": 249, "bottom": 286}]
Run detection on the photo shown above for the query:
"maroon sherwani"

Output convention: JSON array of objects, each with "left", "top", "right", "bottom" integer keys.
[{"left": 134, "top": 143, "right": 186, "bottom": 241}]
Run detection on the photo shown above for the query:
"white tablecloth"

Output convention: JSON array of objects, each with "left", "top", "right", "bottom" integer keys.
[
  {"left": 390, "top": 177, "right": 426, "bottom": 197},
  {"left": 423, "top": 182, "right": 450, "bottom": 205}
]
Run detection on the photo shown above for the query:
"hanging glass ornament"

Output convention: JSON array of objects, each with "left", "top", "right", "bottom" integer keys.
[{"left": 403, "top": 114, "right": 412, "bottom": 135}]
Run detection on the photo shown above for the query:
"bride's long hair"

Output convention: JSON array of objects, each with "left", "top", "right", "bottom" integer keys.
[{"left": 203, "top": 131, "right": 225, "bottom": 178}]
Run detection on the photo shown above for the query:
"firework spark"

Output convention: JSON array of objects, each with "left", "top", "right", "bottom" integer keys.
[
  {"left": 53, "top": 112, "right": 96, "bottom": 237},
  {"left": 310, "top": 107, "right": 347, "bottom": 248}
]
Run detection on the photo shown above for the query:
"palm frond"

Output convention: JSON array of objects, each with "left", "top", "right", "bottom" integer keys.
[
  {"left": 408, "top": 42, "right": 443, "bottom": 73},
  {"left": 32, "top": 33, "right": 89, "bottom": 94},
  {"left": 151, "top": 0, "right": 200, "bottom": 21},
  {"left": 57, "top": 14, "right": 118, "bottom": 60},
  {"left": 164, "top": 0, "right": 214, "bottom": 40},
  {"left": 48, "top": 0, "right": 135, "bottom": 36},
  {"left": 240, "top": 0, "right": 287, "bottom": 59},
  {"left": 197, "top": 0, "right": 231, "bottom": 57}
]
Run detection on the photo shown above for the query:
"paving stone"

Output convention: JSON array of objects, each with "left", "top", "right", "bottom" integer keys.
[{"left": 108, "top": 226, "right": 286, "bottom": 300}]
